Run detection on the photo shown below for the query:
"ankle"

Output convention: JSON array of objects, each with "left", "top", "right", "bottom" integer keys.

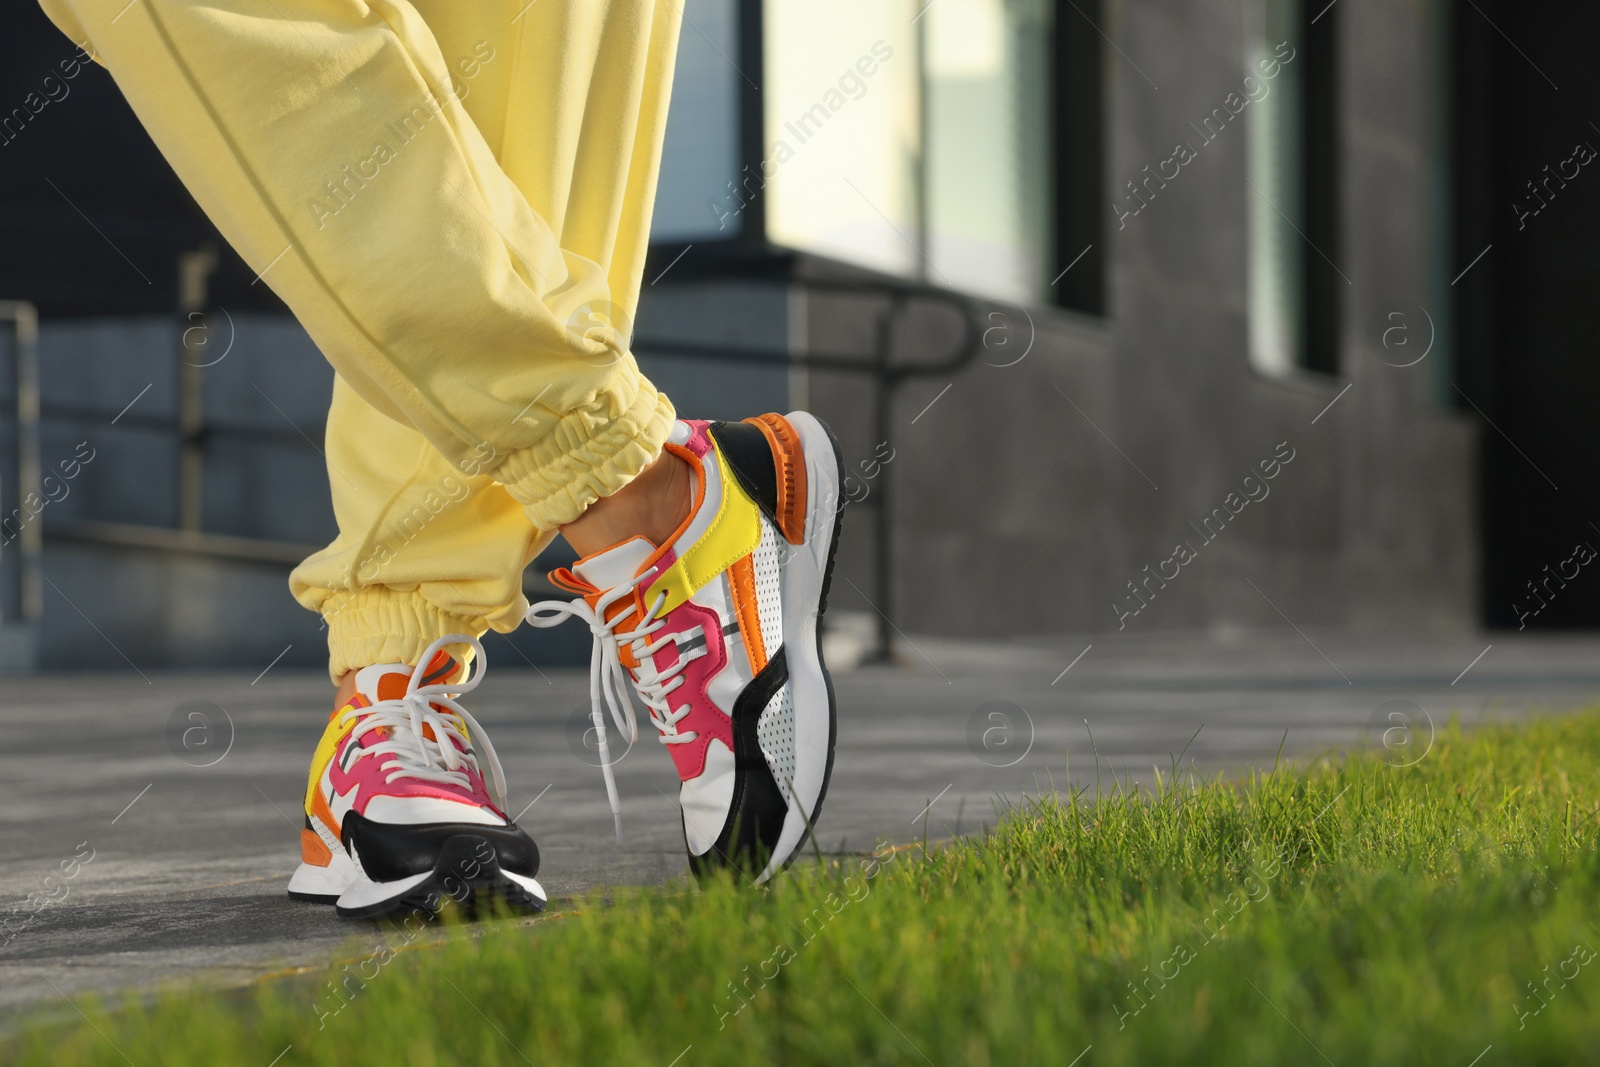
[
  {"left": 561, "top": 450, "right": 693, "bottom": 558},
  {"left": 333, "top": 670, "right": 357, "bottom": 712}
]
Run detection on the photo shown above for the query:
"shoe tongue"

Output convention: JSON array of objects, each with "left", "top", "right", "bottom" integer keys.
[
  {"left": 573, "top": 536, "right": 658, "bottom": 591},
  {"left": 347, "top": 651, "right": 466, "bottom": 753},
  {"left": 351, "top": 649, "right": 459, "bottom": 704},
  {"left": 351, "top": 662, "right": 411, "bottom": 704}
]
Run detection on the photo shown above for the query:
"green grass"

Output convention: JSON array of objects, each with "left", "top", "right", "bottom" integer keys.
[{"left": 16, "top": 711, "right": 1600, "bottom": 1066}]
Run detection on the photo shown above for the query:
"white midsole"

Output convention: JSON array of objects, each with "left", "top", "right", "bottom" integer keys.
[
  {"left": 502, "top": 869, "right": 549, "bottom": 903},
  {"left": 288, "top": 860, "right": 355, "bottom": 900},
  {"left": 757, "top": 410, "right": 841, "bottom": 882},
  {"left": 288, "top": 818, "right": 360, "bottom": 900},
  {"left": 336, "top": 868, "right": 433, "bottom": 913}
]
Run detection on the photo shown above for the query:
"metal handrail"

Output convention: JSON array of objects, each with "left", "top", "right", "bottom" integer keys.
[{"left": 0, "top": 301, "right": 42, "bottom": 625}]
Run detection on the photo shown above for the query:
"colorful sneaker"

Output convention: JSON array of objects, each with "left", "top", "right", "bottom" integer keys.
[
  {"left": 287, "top": 635, "right": 547, "bottom": 919},
  {"left": 527, "top": 412, "right": 844, "bottom": 882}
]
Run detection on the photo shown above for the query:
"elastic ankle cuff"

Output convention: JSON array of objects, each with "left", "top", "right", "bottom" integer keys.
[
  {"left": 494, "top": 374, "right": 676, "bottom": 530},
  {"left": 321, "top": 587, "right": 485, "bottom": 684}
]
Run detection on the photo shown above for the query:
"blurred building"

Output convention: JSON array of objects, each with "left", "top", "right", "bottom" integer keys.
[{"left": 0, "top": 0, "right": 1594, "bottom": 671}]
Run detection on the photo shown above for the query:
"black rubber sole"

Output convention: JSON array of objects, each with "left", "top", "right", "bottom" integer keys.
[{"left": 287, "top": 888, "right": 340, "bottom": 905}]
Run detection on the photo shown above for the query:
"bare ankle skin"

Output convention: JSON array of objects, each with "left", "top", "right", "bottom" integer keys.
[
  {"left": 560, "top": 449, "right": 693, "bottom": 559},
  {"left": 333, "top": 670, "right": 356, "bottom": 712}
]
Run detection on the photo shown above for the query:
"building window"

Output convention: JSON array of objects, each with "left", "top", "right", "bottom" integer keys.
[
  {"left": 1247, "top": 0, "right": 1340, "bottom": 376},
  {"left": 649, "top": 0, "right": 1058, "bottom": 305},
  {"left": 760, "top": 0, "right": 1055, "bottom": 304},
  {"left": 921, "top": 0, "right": 1055, "bottom": 303},
  {"left": 760, "top": 0, "right": 925, "bottom": 278}
]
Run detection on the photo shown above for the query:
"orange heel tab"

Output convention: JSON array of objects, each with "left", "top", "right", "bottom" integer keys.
[{"left": 744, "top": 413, "right": 808, "bottom": 545}]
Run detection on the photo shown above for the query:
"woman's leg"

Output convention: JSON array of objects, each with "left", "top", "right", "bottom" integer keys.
[
  {"left": 291, "top": 374, "right": 543, "bottom": 683},
  {"left": 36, "top": 0, "right": 684, "bottom": 676}
]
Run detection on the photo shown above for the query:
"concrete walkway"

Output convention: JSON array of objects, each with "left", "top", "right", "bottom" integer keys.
[{"left": 3, "top": 628, "right": 1598, "bottom": 1020}]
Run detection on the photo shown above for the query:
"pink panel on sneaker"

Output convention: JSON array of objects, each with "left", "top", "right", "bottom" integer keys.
[
  {"left": 329, "top": 726, "right": 500, "bottom": 821},
  {"left": 650, "top": 600, "right": 735, "bottom": 781}
]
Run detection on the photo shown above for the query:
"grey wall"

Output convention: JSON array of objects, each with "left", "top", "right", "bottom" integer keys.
[{"left": 810, "top": 0, "right": 1477, "bottom": 644}]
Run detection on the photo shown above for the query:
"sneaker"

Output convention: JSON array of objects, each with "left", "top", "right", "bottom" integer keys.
[
  {"left": 527, "top": 412, "right": 844, "bottom": 882},
  {"left": 286, "top": 635, "right": 547, "bottom": 919}
]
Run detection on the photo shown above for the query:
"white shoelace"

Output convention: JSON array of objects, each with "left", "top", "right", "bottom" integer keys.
[
  {"left": 337, "top": 634, "right": 508, "bottom": 814},
  {"left": 526, "top": 570, "right": 706, "bottom": 842}
]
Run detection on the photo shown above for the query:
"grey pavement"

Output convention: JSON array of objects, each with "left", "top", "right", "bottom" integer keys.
[{"left": 3, "top": 628, "right": 1599, "bottom": 1023}]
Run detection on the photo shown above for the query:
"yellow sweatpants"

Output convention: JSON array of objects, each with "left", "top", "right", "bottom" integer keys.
[{"left": 39, "top": 0, "right": 682, "bottom": 679}]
